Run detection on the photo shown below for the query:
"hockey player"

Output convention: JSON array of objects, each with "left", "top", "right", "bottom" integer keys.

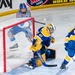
[
  {"left": 60, "top": 26, "right": 75, "bottom": 69},
  {"left": 25, "top": 23, "right": 56, "bottom": 68},
  {"left": 16, "top": 3, "right": 31, "bottom": 18},
  {"left": 8, "top": 3, "right": 32, "bottom": 49}
]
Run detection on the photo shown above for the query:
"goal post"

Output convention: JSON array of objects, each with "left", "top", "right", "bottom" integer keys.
[{"left": 0, "top": 17, "right": 35, "bottom": 73}]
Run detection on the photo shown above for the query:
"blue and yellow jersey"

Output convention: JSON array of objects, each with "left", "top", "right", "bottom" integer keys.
[
  {"left": 65, "top": 28, "right": 75, "bottom": 43},
  {"left": 65, "top": 27, "right": 75, "bottom": 50},
  {"left": 30, "top": 26, "right": 55, "bottom": 52},
  {"left": 36, "top": 26, "right": 52, "bottom": 47}
]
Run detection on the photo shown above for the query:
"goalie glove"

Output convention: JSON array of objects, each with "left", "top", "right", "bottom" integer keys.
[
  {"left": 30, "top": 44, "right": 42, "bottom": 52},
  {"left": 51, "top": 37, "right": 55, "bottom": 43},
  {"left": 30, "top": 36, "right": 42, "bottom": 52}
]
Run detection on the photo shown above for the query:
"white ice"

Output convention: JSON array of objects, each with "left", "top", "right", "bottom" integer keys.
[{"left": 0, "top": 6, "right": 75, "bottom": 75}]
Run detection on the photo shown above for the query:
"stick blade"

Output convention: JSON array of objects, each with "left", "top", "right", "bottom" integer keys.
[{"left": 47, "top": 64, "right": 57, "bottom": 67}]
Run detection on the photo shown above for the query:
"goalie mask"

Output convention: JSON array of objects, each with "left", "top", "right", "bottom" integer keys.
[{"left": 47, "top": 24, "right": 56, "bottom": 34}]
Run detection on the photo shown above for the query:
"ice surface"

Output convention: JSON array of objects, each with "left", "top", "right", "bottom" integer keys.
[{"left": 0, "top": 6, "right": 75, "bottom": 75}]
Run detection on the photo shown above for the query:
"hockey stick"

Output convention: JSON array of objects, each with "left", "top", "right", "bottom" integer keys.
[
  {"left": 37, "top": 52, "right": 57, "bottom": 67},
  {"left": 47, "top": 64, "right": 57, "bottom": 67},
  {"left": 35, "top": 18, "right": 47, "bottom": 25},
  {"left": 35, "top": 20, "right": 45, "bottom": 25},
  {"left": 35, "top": 18, "right": 46, "bottom": 25}
]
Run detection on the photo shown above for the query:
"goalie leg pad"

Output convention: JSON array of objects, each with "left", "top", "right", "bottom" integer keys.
[
  {"left": 36, "top": 53, "right": 46, "bottom": 66},
  {"left": 29, "top": 53, "right": 46, "bottom": 68},
  {"left": 31, "top": 58, "right": 36, "bottom": 68},
  {"left": 46, "top": 48, "right": 56, "bottom": 59}
]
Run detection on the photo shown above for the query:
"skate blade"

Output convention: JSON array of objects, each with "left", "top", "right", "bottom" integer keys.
[{"left": 24, "top": 64, "right": 34, "bottom": 69}]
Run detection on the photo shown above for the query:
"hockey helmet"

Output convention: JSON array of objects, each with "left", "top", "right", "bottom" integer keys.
[
  {"left": 19, "top": 3, "right": 27, "bottom": 9},
  {"left": 47, "top": 23, "right": 56, "bottom": 34}
]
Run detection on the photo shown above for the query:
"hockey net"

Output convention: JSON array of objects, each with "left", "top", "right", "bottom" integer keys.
[{"left": 0, "top": 17, "right": 35, "bottom": 73}]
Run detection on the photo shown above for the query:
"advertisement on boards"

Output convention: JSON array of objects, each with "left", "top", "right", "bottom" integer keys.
[
  {"left": 27, "top": 0, "right": 75, "bottom": 6},
  {"left": 27, "top": 0, "right": 48, "bottom": 6},
  {"left": 0, "top": 0, "right": 12, "bottom": 9}
]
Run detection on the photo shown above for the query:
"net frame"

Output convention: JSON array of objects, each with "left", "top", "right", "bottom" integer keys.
[{"left": 1, "top": 17, "right": 35, "bottom": 72}]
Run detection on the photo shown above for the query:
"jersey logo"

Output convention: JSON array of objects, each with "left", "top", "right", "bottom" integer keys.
[{"left": 27, "top": 0, "right": 48, "bottom": 6}]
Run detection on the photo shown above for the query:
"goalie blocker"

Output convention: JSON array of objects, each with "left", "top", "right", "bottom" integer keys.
[{"left": 46, "top": 48, "right": 56, "bottom": 59}]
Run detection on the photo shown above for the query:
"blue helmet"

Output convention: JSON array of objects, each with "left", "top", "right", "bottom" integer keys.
[{"left": 19, "top": 3, "right": 27, "bottom": 9}]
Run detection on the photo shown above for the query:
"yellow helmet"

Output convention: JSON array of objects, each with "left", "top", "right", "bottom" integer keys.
[{"left": 46, "top": 23, "right": 56, "bottom": 34}]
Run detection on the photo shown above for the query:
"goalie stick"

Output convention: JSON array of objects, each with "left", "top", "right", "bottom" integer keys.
[
  {"left": 23, "top": 52, "right": 57, "bottom": 69},
  {"left": 47, "top": 64, "right": 57, "bottom": 67},
  {"left": 37, "top": 52, "right": 57, "bottom": 67}
]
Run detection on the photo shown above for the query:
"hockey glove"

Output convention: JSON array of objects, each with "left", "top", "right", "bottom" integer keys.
[
  {"left": 51, "top": 37, "right": 55, "bottom": 43},
  {"left": 30, "top": 36, "right": 42, "bottom": 52},
  {"left": 64, "top": 43, "right": 68, "bottom": 47},
  {"left": 30, "top": 44, "right": 42, "bottom": 52},
  {"left": 64, "top": 43, "right": 68, "bottom": 51}
]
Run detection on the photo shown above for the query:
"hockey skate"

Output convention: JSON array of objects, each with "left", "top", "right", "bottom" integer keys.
[
  {"left": 9, "top": 43, "right": 18, "bottom": 49},
  {"left": 60, "top": 63, "right": 66, "bottom": 69},
  {"left": 24, "top": 61, "right": 34, "bottom": 69}
]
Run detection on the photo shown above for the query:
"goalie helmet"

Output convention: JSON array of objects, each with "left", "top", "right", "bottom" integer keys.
[{"left": 46, "top": 23, "right": 56, "bottom": 34}]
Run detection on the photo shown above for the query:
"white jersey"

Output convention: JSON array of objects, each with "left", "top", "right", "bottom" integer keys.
[
  {"left": 18, "top": 21, "right": 31, "bottom": 28},
  {"left": 16, "top": 7, "right": 31, "bottom": 18}
]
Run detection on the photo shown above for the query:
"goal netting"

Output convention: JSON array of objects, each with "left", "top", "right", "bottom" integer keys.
[{"left": 0, "top": 17, "right": 35, "bottom": 73}]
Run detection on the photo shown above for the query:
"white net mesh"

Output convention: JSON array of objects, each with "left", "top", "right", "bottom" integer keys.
[{"left": 0, "top": 17, "right": 35, "bottom": 72}]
